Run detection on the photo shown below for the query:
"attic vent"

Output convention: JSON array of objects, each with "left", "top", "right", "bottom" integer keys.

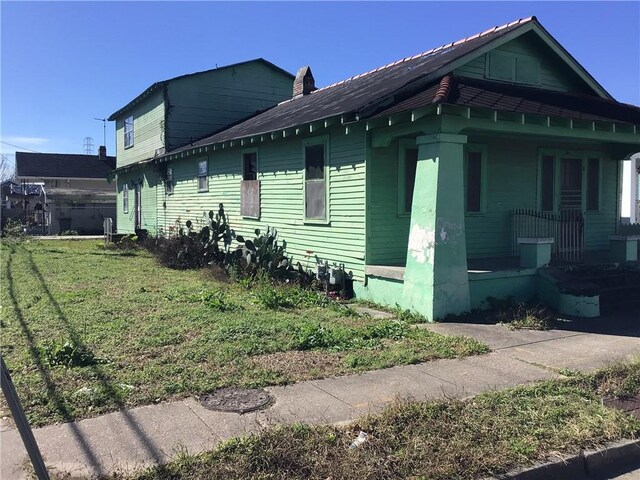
[{"left": 293, "top": 66, "right": 317, "bottom": 97}]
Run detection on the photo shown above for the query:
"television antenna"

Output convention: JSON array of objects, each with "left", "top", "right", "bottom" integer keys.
[
  {"left": 94, "top": 117, "right": 106, "bottom": 147},
  {"left": 83, "top": 137, "right": 94, "bottom": 154}
]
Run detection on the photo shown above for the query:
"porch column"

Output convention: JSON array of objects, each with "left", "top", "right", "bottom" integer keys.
[{"left": 402, "top": 133, "right": 470, "bottom": 320}]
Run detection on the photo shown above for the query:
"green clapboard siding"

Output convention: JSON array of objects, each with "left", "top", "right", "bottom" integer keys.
[
  {"left": 157, "top": 124, "right": 368, "bottom": 279},
  {"left": 115, "top": 90, "right": 165, "bottom": 168},
  {"left": 454, "top": 31, "right": 592, "bottom": 94},
  {"left": 166, "top": 62, "right": 292, "bottom": 151},
  {"left": 464, "top": 136, "right": 619, "bottom": 258},
  {"left": 367, "top": 139, "right": 412, "bottom": 266},
  {"left": 116, "top": 168, "right": 159, "bottom": 234}
]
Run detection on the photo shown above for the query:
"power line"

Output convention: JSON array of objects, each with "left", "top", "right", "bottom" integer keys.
[{"left": 0, "top": 140, "right": 43, "bottom": 153}]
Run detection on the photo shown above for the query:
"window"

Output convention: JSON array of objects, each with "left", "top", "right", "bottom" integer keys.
[
  {"left": 398, "top": 142, "right": 418, "bottom": 215},
  {"left": 243, "top": 152, "right": 258, "bottom": 181},
  {"left": 123, "top": 184, "right": 129, "bottom": 213},
  {"left": 198, "top": 160, "right": 208, "bottom": 192},
  {"left": 586, "top": 158, "right": 600, "bottom": 211},
  {"left": 540, "top": 155, "right": 555, "bottom": 211},
  {"left": 465, "top": 147, "right": 485, "bottom": 213},
  {"left": 165, "top": 166, "right": 174, "bottom": 195},
  {"left": 304, "top": 138, "right": 328, "bottom": 221},
  {"left": 124, "top": 116, "right": 134, "bottom": 148},
  {"left": 241, "top": 151, "right": 260, "bottom": 218}
]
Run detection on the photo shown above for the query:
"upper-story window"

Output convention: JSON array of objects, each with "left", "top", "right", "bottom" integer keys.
[
  {"left": 198, "top": 160, "right": 208, "bottom": 192},
  {"left": 124, "top": 116, "right": 134, "bottom": 148}
]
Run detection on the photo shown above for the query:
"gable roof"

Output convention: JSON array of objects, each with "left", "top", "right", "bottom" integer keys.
[
  {"left": 170, "top": 16, "right": 626, "bottom": 154},
  {"left": 107, "top": 58, "right": 294, "bottom": 121},
  {"left": 16, "top": 152, "right": 116, "bottom": 179}
]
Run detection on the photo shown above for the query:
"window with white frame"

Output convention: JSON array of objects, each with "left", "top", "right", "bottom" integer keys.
[
  {"left": 124, "top": 116, "right": 134, "bottom": 148},
  {"left": 198, "top": 160, "right": 208, "bottom": 192},
  {"left": 123, "top": 184, "right": 129, "bottom": 213},
  {"left": 304, "top": 137, "right": 328, "bottom": 221},
  {"left": 165, "top": 166, "right": 174, "bottom": 195}
]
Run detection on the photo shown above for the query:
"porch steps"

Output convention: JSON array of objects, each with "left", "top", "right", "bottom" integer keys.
[{"left": 551, "top": 266, "right": 640, "bottom": 314}]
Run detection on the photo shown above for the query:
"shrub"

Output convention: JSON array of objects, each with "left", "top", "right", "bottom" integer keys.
[
  {"left": 40, "top": 340, "right": 101, "bottom": 368},
  {"left": 2, "top": 218, "right": 26, "bottom": 239}
]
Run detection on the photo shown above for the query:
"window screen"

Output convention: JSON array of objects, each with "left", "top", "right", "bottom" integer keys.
[
  {"left": 123, "top": 184, "right": 129, "bottom": 213},
  {"left": 124, "top": 116, "right": 134, "bottom": 148},
  {"left": 198, "top": 160, "right": 208, "bottom": 192},
  {"left": 466, "top": 151, "right": 482, "bottom": 212},
  {"left": 305, "top": 143, "right": 326, "bottom": 219},
  {"left": 587, "top": 158, "right": 599, "bottom": 211},
  {"left": 404, "top": 148, "right": 418, "bottom": 213},
  {"left": 541, "top": 155, "right": 555, "bottom": 211},
  {"left": 165, "top": 166, "right": 174, "bottom": 195}
]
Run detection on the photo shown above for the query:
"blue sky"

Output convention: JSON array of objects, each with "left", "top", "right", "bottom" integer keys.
[{"left": 1, "top": 1, "right": 638, "bottom": 168}]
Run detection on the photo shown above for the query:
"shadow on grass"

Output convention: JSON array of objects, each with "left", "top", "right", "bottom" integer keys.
[
  {"left": 5, "top": 244, "right": 165, "bottom": 473},
  {"left": 4, "top": 252, "right": 105, "bottom": 475}
]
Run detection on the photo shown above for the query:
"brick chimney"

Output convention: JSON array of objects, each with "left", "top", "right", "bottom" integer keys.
[
  {"left": 293, "top": 66, "right": 316, "bottom": 98},
  {"left": 98, "top": 145, "right": 107, "bottom": 160}
]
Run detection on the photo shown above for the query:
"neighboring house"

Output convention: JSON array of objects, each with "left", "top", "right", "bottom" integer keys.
[
  {"left": 15, "top": 147, "right": 116, "bottom": 234},
  {"left": 110, "top": 17, "right": 640, "bottom": 319}
]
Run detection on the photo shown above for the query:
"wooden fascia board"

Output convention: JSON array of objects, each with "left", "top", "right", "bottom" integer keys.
[{"left": 441, "top": 113, "right": 640, "bottom": 145}]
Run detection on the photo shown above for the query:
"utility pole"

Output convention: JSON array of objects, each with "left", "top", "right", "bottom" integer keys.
[{"left": 0, "top": 355, "right": 50, "bottom": 479}]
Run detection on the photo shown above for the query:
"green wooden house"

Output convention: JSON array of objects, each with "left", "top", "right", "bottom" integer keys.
[{"left": 110, "top": 17, "right": 640, "bottom": 319}]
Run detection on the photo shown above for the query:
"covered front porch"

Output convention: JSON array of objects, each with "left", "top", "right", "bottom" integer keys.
[{"left": 358, "top": 101, "right": 640, "bottom": 320}]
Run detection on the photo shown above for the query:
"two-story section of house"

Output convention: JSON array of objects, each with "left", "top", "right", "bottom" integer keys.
[{"left": 108, "top": 59, "right": 294, "bottom": 233}]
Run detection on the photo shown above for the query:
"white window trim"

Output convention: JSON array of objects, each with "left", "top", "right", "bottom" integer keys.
[
  {"left": 198, "top": 159, "right": 209, "bottom": 193},
  {"left": 303, "top": 135, "right": 330, "bottom": 224},
  {"left": 123, "top": 184, "right": 129, "bottom": 214},
  {"left": 124, "top": 115, "right": 134, "bottom": 149}
]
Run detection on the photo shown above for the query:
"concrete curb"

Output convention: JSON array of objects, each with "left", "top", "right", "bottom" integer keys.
[{"left": 491, "top": 439, "right": 639, "bottom": 480}]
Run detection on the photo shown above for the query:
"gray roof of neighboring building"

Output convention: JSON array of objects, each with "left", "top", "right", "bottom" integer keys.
[{"left": 16, "top": 152, "right": 116, "bottom": 179}]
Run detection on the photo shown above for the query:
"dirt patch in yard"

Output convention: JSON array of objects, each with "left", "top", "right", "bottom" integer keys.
[{"left": 251, "top": 350, "right": 348, "bottom": 380}]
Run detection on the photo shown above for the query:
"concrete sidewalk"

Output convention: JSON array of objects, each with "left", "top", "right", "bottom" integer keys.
[{"left": 2, "top": 317, "right": 639, "bottom": 479}]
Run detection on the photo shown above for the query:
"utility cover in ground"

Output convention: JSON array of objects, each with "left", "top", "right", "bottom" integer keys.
[{"left": 199, "top": 387, "right": 272, "bottom": 413}]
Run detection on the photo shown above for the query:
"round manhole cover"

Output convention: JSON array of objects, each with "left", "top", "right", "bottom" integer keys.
[{"left": 199, "top": 387, "right": 272, "bottom": 413}]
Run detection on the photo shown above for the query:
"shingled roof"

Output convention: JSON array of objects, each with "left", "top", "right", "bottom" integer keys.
[
  {"left": 16, "top": 152, "right": 116, "bottom": 179},
  {"left": 180, "top": 18, "right": 537, "bottom": 151}
]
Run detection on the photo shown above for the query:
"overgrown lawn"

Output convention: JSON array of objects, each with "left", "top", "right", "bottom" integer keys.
[{"left": 0, "top": 240, "right": 487, "bottom": 427}]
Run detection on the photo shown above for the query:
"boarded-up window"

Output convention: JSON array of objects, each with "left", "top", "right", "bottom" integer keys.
[
  {"left": 165, "top": 166, "right": 174, "bottom": 195},
  {"left": 403, "top": 148, "right": 418, "bottom": 213},
  {"left": 123, "top": 184, "right": 129, "bottom": 213},
  {"left": 541, "top": 155, "right": 555, "bottom": 211},
  {"left": 241, "top": 152, "right": 260, "bottom": 218},
  {"left": 587, "top": 158, "right": 600, "bottom": 211},
  {"left": 466, "top": 151, "right": 482, "bottom": 212},
  {"left": 305, "top": 143, "right": 326, "bottom": 220},
  {"left": 124, "top": 116, "right": 134, "bottom": 148},
  {"left": 198, "top": 160, "right": 208, "bottom": 192}
]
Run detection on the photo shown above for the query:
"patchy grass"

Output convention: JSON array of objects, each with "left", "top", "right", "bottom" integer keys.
[
  {"left": 0, "top": 240, "right": 488, "bottom": 427},
  {"left": 496, "top": 303, "right": 553, "bottom": 331},
  {"left": 124, "top": 360, "right": 640, "bottom": 480}
]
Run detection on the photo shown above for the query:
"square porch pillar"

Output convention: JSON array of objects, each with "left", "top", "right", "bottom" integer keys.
[
  {"left": 402, "top": 133, "right": 470, "bottom": 320},
  {"left": 609, "top": 235, "right": 639, "bottom": 262}
]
